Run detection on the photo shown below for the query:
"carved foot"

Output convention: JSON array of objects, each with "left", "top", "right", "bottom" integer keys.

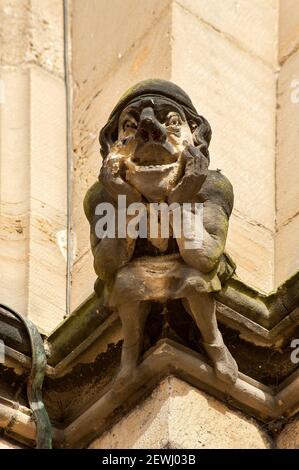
[
  {"left": 203, "top": 335, "right": 238, "bottom": 384},
  {"left": 116, "top": 349, "right": 139, "bottom": 383}
]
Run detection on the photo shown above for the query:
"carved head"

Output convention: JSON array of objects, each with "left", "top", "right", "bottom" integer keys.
[{"left": 100, "top": 79, "right": 212, "bottom": 201}]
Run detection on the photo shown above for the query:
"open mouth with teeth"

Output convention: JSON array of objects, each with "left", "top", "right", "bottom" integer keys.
[
  {"left": 131, "top": 142, "right": 178, "bottom": 170},
  {"left": 125, "top": 143, "right": 184, "bottom": 201}
]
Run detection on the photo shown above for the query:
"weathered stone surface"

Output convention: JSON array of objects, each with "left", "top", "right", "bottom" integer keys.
[
  {"left": 30, "top": 68, "right": 67, "bottom": 215},
  {"left": 279, "top": 0, "right": 299, "bottom": 62},
  {"left": 27, "top": 0, "right": 64, "bottom": 77},
  {"left": 72, "top": 0, "right": 170, "bottom": 88},
  {"left": 0, "top": 0, "right": 29, "bottom": 65},
  {"left": 227, "top": 212, "right": 274, "bottom": 293},
  {"left": 0, "top": 68, "right": 30, "bottom": 314},
  {"left": 277, "top": 416, "right": 299, "bottom": 448},
  {"left": 276, "top": 50, "right": 299, "bottom": 228},
  {"left": 29, "top": 66, "right": 67, "bottom": 332},
  {"left": 0, "top": 0, "right": 64, "bottom": 77},
  {"left": 177, "top": 0, "right": 278, "bottom": 66},
  {"left": 172, "top": 2, "right": 276, "bottom": 231},
  {"left": 89, "top": 377, "right": 271, "bottom": 449},
  {"left": 0, "top": 66, "right": 67, "bottom": 333},
  {"left": 275, "top": 214, "right": 299, "bottom": 288},
  {"left": 71, "top": 249, "right": 95, "bottom": 311},
  {"left": 0, "top": 0, "right": 66, "bottom": 333}
]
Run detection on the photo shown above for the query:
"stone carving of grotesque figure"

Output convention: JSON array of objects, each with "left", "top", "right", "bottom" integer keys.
[{"left": 84, "top": 79, "right": 238, "bottom": 384}]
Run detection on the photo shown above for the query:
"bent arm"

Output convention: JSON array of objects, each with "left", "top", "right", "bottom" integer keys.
[
  {"left": 84, "top": 181, "right": 136, "bottom": 281},
  {"left": 173, "top": 171, "right": 234, "bottom": 273},
  {"left": 175, "top": 202, "right": 229, "bottom": 273},
  {"left": 92, "top": 235, "right": 136, "bottom": 281}
]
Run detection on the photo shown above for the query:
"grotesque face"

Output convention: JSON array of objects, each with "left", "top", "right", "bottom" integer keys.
[
  {"left": 118, "top": 97, "right": 193, "bottom": 162},
  {"left": 110, "top": 97, "right": 194, "bottom": 201}
]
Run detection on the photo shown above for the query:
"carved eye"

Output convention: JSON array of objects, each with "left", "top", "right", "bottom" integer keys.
[
  {"left": 123, "top": 119, "right": 137, "bottom": 131},
  {"left": 166, "top": 114, "right": 181, "bottom": 127}
]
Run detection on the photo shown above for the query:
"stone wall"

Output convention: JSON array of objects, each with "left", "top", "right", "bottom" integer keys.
[{"left": 0, "top": 0, "right": 67, "bottom": 333}]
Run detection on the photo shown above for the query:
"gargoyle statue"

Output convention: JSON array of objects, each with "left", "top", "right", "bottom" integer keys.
[{"left": 84, "top": 79, "right": 238, "bottom": 384}]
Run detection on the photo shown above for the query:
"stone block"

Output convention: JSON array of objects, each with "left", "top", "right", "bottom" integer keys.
[
  {"left": 276, "top": 49, "right": 299, "bottom": 228},
  {"left": 176, "top": 0, "right": 278, "bottom": 65},
  {"left": 279, "top": 0, "right": 299, "bottom": 62},
  {"left": 27, "top": 211, "right": 67, "bottom": 332},
  {"left": 89, "top": 377, "right": 272, "bottom": 449},
  {"left": 277, "top": 415, "right": 299, "bottom": 448},
  {"left": 72, "top": 0, "right": 170, "bottom": 88},
  {"left": 0, "top": 212, "right": 28, "bottom": 314},
  {"left": 0, "top": 0, "right": 29, "bottom": 66},
  {"left": 0, "top": 67, "right": 30, "bottom": 214},
  {"left": 227, "top": 212, "right": 274, "bottom": 292},
  {"left": 275, "top": 214, "right": 299, "bottom": 288},
  {"left": 30, "top": 66, "right": 67, "bottom": 215},
  {"left": 0, "top": 67, "right": 29, "bottom": 314},
  {"left": 0, "top": 66, "right": 67, "bottom": 332},
  {"left": 28, "top": 0, "right": 64, "bottom": 77},
  {"left": 172, "top": 2, "right": 276, "bottom": 231},
  {"left": 0, "top": 0, "right": 64, "bottom": 77},
  {"left": 70, "top": 249, "right": 95, "bottom": 311}
]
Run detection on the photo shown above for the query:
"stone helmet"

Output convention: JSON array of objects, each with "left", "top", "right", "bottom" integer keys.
[{"left": 99, "top": 78, "right": 212, "bottom": 160}]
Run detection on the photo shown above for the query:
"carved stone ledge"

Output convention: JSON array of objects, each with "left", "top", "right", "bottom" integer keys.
[
  {"left": 1, "top": 339, "right": 298, "bottom": 448},
  {"left": 44, "top": 271, "right": 299, "bottom": 369},
  {"left": 2, "top": 271, "right": 298, "bottom": 375},
  {"left": 1, "top": 273, "right": 299, "bottom": 425}
]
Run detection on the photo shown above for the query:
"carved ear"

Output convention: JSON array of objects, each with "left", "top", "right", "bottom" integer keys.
[
  {"left": 99, "top": 115, "right": 119, "bottom": 159},
  {"left": 191, "top": 115, "right": 212, "bottom": 160}
]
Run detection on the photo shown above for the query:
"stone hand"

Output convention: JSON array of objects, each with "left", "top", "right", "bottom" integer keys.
[
  {"left": 167, "top": 144, "right": 209, "bottom": 204},
  {"left": 100, "top": 156, "right": 142, "bottom": 205}
]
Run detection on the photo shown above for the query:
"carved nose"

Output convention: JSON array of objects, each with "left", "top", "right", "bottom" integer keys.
[{"left": 137, "top": 107, "right": 167, "bottom": 144}]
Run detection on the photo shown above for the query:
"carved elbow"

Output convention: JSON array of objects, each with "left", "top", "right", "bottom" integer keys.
[
  {"left": 93, "top": 245, "right": 116, "bottom": 280},
  {"left": 200, "top": 255, "right": 219, "bottom": 273},
  {"left": 183, "top": 250, "right": 219, "bottom": 273}
]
